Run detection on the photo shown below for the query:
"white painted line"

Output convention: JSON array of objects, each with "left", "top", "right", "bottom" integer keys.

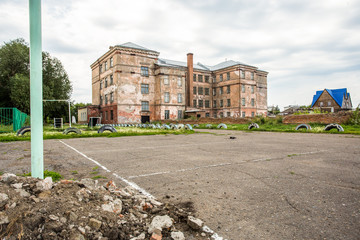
[{"left": 59, "top": 140, "right": 227, "bottom": 240}]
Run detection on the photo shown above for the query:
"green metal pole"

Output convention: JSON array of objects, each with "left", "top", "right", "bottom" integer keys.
[{"left": 29, "top": 0, "right": 44, "bottom": 179}]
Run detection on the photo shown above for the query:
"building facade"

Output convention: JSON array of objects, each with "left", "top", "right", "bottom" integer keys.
[
  {"left": 311, "top": 88, "right": 352, "bottom": 112},
  {"left": 90, "top": 42, "right": 268, "bottom": 123}
]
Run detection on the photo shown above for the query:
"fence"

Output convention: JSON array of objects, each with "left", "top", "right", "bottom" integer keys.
[{"left": 0, "top": 108, "right": 29, "bottom": 132}]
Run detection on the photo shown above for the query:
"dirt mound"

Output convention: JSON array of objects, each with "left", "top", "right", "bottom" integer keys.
[{"left": 0, "top": 173, "right": 212, "bottom": 240}]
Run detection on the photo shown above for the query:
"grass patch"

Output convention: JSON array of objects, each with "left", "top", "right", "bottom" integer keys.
[
  {"left": 91, "top": 175, "right": 107, "bottom": 180},
  {"left": 22, "top": 170, "right": 63, "bottom": 182},
  {"left": 290, "top": 171, "right": 295, "bottom": 175},
  {"left": 287, "top": 154, "right": 298, "bottom": 157},
  {"left": 90, "top": 171, "right": 99, "bottom": 175},
  {"left": 92, "top": 166, "right": 99, "bottom": 171},
  {"left": 71, "top": 170, "right": 78, "bottom": 174}
]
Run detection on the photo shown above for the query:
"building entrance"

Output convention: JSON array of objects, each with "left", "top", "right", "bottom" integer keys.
[{"left": 141, "top": 116, "right": 150, "bottom": 123}]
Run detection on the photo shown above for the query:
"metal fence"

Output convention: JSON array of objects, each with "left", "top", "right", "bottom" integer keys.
[{"left": 0, "top": 108, "right": 29, "bottom": 132}]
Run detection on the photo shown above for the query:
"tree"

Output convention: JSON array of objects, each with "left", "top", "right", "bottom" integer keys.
[{"left": 0, "top": 38, "right": 73, "bottom": 120}]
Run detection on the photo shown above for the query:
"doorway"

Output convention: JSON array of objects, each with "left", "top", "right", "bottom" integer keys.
[{"left": 141, "top": 116, "right": 150, "bottom": 123}]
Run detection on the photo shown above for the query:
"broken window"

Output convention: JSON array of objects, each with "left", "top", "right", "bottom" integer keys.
[
  {"left": 205, "top": 76, "right": 209, "bottom": 83},
  {"left": 177, "top": 77, "right": 182, "bottom": 86},
  {"left": 220, "top": 112, "right": 223, "bottom": 118},
  {"left": 241, "top": 70, "right": 245, "bottom": 79},
  {"left": 227, "top": 86, "right": 230, "bottom": 94},
  {"left": 110, "top": 57, "right": 113, "bottom": 67},
  {"left": 141, "top": 101, "right": 149, "bottom": 111},
  {"left": 227, "top": 99, "right": 231, "bottom": 107},
  {"left": 205, "top": 100, "right": 210, "bottom": 108},
  {"left": 198, "top": 100, "right": 203, "bottom": 108},
  {"left": 100, "top": 81, "right": 103, "bottom": 90},
  {"left": 165, "top": 110, "right": 170, "bottom": 119},
  {"left": 220, "top": 74, "right": 223, "bottom": 82},
  {"left": 242, "top": 85, "right": 245, "bottom": 93},
  {"left": 177, "top": 93, "right": 182, "bottom": 103},
  {"left": 110, "top": 75, "right": 113, "bottom": 85},
  {"left": 178, "top": 110, "right": 183, "bottom": 119},
  {"left": 242, "top": 98, "right": 245, "bottom": 106},
  {"left": 105, "top": 94, "right": 108, "bottom": 105},
  {"left": 99, "top": 64, "right": 102, "bottom": 73},
  {"left": 213, "top": 88, "right": 216, "bottom": 96},
  {"left": 242, "top": 111, "right": 246, "bottom": 117},
  {"left": 227, "top": 72, "right": 230, "bottom": 80},
  {"left": 193, "top": 87, "right": 196, "bottom": 94},
  {"left": 105, "top": 78, "right": 108, "bottom": 88},
  {"left": 164, "top": 92, "right": 170, "bottom": 103},
  {"left": 213, "top": 100, "right": 217, "bottom": 108},
  {"left": 193, "top": 74, "right": 196, "bottom": 82},
  {"left": 100, "top": 96, "right": 103, "bottom": 105},
  {"left": 163, "top": 76, "right": 169, "bottom": 85},
  {"left": 251, "top": 85, "right": 255, "bottom": 94},
  {"left": 220, "top": 87, "right": 223, "bottom": 95},
  {"left": 227, "top": 112, "right": 231, "bottom": 117},
  {"left": 205, "top": 88, "right": 210, "bottom": 95},
  {"left": 193, "top": 99, "right": 197, "bottom": 107},
  {"left": 141, "top": 66, "right": 149, "bottom": 77},
  {"left": 104, "top": 61, "right": 108, "bottom": 71},
  {"left": 220, "top": 100, "right": 223, "bottom": 107},
  {"left": 198, "top": 75, "right": 203, "bottom": 82},
  {"left": 251, "top": 112, "right": 255, "bottom": 117},
  {"left": 198, "top": 87, "right": 203, "bottom": 95},
  {"left": 251, "top": 72, "right": 254, "bottom": 80},
  {"left": 251, "top": 98, "right": 255, "bottom": 106},
  {"left": 206, "top": 113, "right": 210, "bottom": 117},
  {"left": 110, "top": 92, "right": 114, "bottom": 103},
  {"left": 110, "top": 110, "right": 114, "bottom": 120}
]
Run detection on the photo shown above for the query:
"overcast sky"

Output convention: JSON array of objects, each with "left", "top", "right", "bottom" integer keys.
[{"left": 0, "top": 0, "right": 359, "bottom": 110}]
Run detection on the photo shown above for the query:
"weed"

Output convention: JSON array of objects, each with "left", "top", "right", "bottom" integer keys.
[
  {"left": 287, "top": 154, "right": 298, "bottom": 157},
  {"left": 90, "top": 171, "right": 99, "bottom": 175},
  {"left": 2, "top": 152, "right": 6, "bottom": 154},
  {"left": 91, "top": 175, "right": 107, "bottom": 180},
  {"left": 22, "top": 170, "right": 63, "bottom": 182},
  {"left": 266, "top": 159, "right": 271, "bottom": 161},
  {"left": 92, "top": 166, "right": 99, "bottom": 171},
  {"left": 71, "top": 170, "right": 78, "bottom": 174},
  {"left": 17, "top": 157, "right": 24, "bottom": 160},
  {"left": 0, "top": 171, "right": 3, "bottom": 175},
  {"left": 290, "top": 171, "right": 295, "bottom": 175}
]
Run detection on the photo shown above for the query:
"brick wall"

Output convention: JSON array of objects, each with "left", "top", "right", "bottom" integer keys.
[{"left": 283, "top": 112, "right": 351, "bottom": 124}]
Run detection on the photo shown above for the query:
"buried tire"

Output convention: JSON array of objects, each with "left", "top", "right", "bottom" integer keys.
[
  {"left": 98, "top": 125, "right": 117, "bottom": 133},
  {"left": 295, "top": 124, "right": 311, "bottom": 131},
  {"left": 17, "top": 126, "right": 31, "bottom": 136},
  {"left": 248, "top": 123, "right": 259, "bottom": 130},
  {"left": 217, "top": 123, "right": 227, "bottom": 129},
  {"left": 63, "top": 127, "right": 81, "bottom": 135},
  {"left": 184, "top": 124, "right": 193, "bottom": 130},
  {"left": 324, "top": 123, "right": 344, "bottom": 132}
]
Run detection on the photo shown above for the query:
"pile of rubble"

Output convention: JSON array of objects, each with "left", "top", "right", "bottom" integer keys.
[{"left": 0, "top": 173, "right": 212, "bottom": 240}]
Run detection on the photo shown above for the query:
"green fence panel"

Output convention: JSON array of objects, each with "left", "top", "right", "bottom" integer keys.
[{"left": 0, "top": 108, "right": 29, "bottom": 132}]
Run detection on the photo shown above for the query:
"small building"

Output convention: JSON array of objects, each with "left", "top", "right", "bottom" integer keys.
[
  {"left": 78, "top": 107, "right": 88, "bottom": 124},
  {"left": 311, "top": 88, "right": 352, "bottom": 112}
]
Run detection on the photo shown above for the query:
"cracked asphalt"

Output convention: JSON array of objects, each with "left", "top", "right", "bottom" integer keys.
[{"left": 1, "top": 130, "right": 359, "bottom": 239}]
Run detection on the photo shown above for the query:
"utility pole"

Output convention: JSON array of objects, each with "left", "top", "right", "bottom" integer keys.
[{"left": 29, "top": 0, "right": 44, "bottom": 179}]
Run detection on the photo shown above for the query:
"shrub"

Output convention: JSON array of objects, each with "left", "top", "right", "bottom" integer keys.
[{"left": 348, "top": 105, "right": 360, "bottom": 125}]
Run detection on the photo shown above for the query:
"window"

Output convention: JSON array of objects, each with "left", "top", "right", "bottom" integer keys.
[
  {"left": 227, "top": 99, "right": 231, "bottom": 107},
  {"left": 213, "top": 100, "right": 217, "bottom": 108},
  {"left": 227, "top": 112, "right": 231, "bottom": 117},
  {"left": 141, "top": 84, "right": 149, "bottom": 94},
  {"left": 320, "top": 102, "right": 324, "bottom": 107},
  {"left": 227, "top": 72, "right": 230, "bottom": 80},
  {"left": 220, "top": 74, "right": 223, "bottom": 82},
  {"left": 110, "top": 57, "right": 113, "bottom": 67},
  {"left": 198, "top": 87, "right": 203, "bottom": 95},
  {"left": 198, "top": 100, "right": 203, "bottom": 108},
  {"left": 205, "top": 76, "right": 209, "bottom": 83},
  {"left": 242, "top": 85, "right": 245, "bottom": 93},
  {"left": 110, "top": 92, "right": 114, "bottom": 103},
  {"left": 251, "top": 85, "right": 254, "bottom": 94},
  {"left": 213, "top": 88, "right": 216, "bottom": 96},
  {"left": 177, "top": 77, "right": 182, "bottom": 86},
  {"left": 251, "top": 112, "right": 255, "bottom": 117},
  {"left": 193, "top": 99, "right": 197, "bottom": 107},
  {"left": 241, "top": 70, "right": 245, "bottom": 79},
  {"left": 251, "top": 72, "right": 254, "bottom": 80},
  {"left": 110, "top": 75, "right": 113, "bottom": 85},
  {"left": 105, "top": 77, "right": 108, "bottom": 88},
  {"left": 141, "top": 66, "right": 149, "bottom": 77},
  {"left": 141, "top": 101, "right": 149, "bottom": 111},
  {"left": 251, "top": 98, "right": 255, "bottom": 106},
  {"left": 220, "top": 87, "right": 223, "bottom": 95},
  {"left": 164, "top": 92, "right": 170, "bottom": 103},
  {"left": 178, "top": 110, "right": 183, "bottom": 119},
  {"left": 205, "top": 113, "right": 210, "bottom": 117},
  {"left": 205, "top": 100, "right": 210, "bottom": 108},
  {"left": 212, "top": 76, "right": 216, "bottom": 83},
  {"left": 99, "top": 64, "right": 102, "bottom": 73},
  {"left": 110, "top": 110, "right": 114, "bottom": 120},
  {"left": 100, "top": 81, "right": 103, "bottom": 90},
  {"left": 193, "top": 74, "right": 196, "bottom": 82},
  {"left": 105, "top": 61, "right": 108, "bottom": 71},
  {"left": 328, "top": 101, "right": 331, "bottom": 106},
  {"left": 177, "top": 93, "right": 182, "bottom": 103},
  {"left": 242, "top": 112, "right": 245, "bottom": 117},
  {"left": 227, "top": 85, "right": 230, "bottom": 94},
  {"left": 213, "top": 113, "right": 217, "bottom": 118},
  {"left": 242, "top": 98, "right": 245, "bottom": 106},
  {"left": 205, "top": 88, "right": 210, "bottom": 95},
  {"left": 105, "top": 94, "right": 108, "bottom": 105},
  {"left": 165, "top": 110, "right": 170, "bottom": 119},
  {"left": 163, "top": 76, "right": 169, "bottom": 85},
  {"left": 220, "top": 112, "right": 223, "bottom": 118},
  {"left": 220, "top": 100, "right": 223, "bottom": 107},
  {"left": 193, "top": 87, "right": 196, "bottom": 94},
  {"left": 198, "top": 75, "right": 203, "bottom": 82},
  {"left": 105, "top": 111, "right": 108, "bottom": 120},
  {"left": 100, "top": 96, "right": 103, "bottom": 105}
]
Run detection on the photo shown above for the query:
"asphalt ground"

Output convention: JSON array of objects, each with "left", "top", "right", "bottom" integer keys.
[{"left": 1, "top": 130, "right": 360, "bottom": 239}]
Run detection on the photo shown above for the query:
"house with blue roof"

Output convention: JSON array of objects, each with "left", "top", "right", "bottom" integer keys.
[{"left": 311, "top": 88, "right": 352, "bottom": 112}]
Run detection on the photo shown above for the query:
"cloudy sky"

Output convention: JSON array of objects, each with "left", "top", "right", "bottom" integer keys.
[{"left": 0, "top": 0, "right": 359, "bottom": 110}]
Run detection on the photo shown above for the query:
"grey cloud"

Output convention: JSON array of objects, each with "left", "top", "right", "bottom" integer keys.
[{"left": 44, "top": 38, "right": 88, "bottom": 54}]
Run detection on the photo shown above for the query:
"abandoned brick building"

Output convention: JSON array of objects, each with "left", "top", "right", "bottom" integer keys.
[{"left": 89, "top": 42, "right": 268, "bottom": 124}]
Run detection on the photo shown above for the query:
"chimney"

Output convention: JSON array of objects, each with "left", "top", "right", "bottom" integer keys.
[{"left": 187, "top": 53, "right": 194, "bottom": 107}]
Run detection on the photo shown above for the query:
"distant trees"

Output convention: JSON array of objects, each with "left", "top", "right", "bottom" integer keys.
[
  {"left": 0, "top": 38, "right": 72, "bottom": 120},
  {"left": 71, "top": 102, "right": 91, "bottom": 121},
  {"left": 268, "top": 105, "right": 280, "bottom": 115}
]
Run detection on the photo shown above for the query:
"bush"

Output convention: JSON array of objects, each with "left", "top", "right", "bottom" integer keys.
[
  {"left": 22, "top": 170, "right": 63, "bottom": 181},
  {"left": 348, "top": 105, "right": 360, "bottom": 125}
]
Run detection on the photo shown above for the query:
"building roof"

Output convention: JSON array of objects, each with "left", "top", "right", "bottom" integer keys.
[
  {"left": 157, "top": 58, "right": 256, "bottom": 72},
  {"left": 311, "top": 88, "right": 350, "bottom": 107},
  {"left": 115, "top": 42, "right": 159, "bottom": 53}
]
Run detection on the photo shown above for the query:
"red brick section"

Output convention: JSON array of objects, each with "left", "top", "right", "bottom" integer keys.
[
  {"left": 283, "top": 112, "right": 351, "bottom": 124},
  {"left": 150, "top": 232, "right": 162, "bottom": 240}
]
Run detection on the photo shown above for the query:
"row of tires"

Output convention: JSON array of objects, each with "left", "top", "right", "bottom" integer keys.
[{"left": 15, "top": 122, "right": 345, "bottom": 136}]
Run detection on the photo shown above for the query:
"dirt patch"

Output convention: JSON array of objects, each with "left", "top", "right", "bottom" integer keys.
[{"left": 0, "top": 174, "right": 212, "bottom": 240}]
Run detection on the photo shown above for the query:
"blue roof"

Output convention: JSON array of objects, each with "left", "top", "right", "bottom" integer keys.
[{"left": 311, "top": 88, "right": 350, "bottom": 107}]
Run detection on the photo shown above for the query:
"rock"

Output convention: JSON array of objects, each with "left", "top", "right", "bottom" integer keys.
[
  {"left": 80, "top": 178, "right": 97, "bottom": 190},
  {"left": 76, "top": 188, "right": 91, "bottom": 201},
  {"left": 101, "top": 199, "right": 122, "bottom": 214},
  {"left": 0, "top": 193, "right": 9, "bottom": 208},
  {"left": 39, "top": 208, "right": 47, "bottom": 214},
  {"left": 0, "top": 212, "right": 9, "bottom": 224},
  {"left": 69, "top": 211, "right": 78, "bottom": 222},
  {"left": 38, "top": 190, "right": 51, "bottom": 199},
  {"left": 11, "top": 183, "right": 23, "bottom": 189},
  {"left": 49, "top": 214, "right": 59, "bottom": 221},
  {"left": 148, "top": 215, "right": 173, "bottom": 233},
  {"left": 89, "top": 218, "right": 102, "bottom": 230},
  {"left": 0, "top": 173, "right": 17, "bottom": 183},
  {"left": 130, "top": 233, "right": 146, "bottom": 240},
  {"left": 60, "top": 217, "right": 67, "bottom": 224},
  {"left": 69, "top": 232, "right": 85, "bottom": 240},
  {"left": 36, "top": 177, "right": 53, "bottom": 191},
  {"left": 103, "top": 195, "right": 113, "bottom": 201},
  {"left": 15, "top": 189, "right": 30, "bottom": 197},
  {"left": 9, "top": 202, "right": 16, "bottom": 208},
  {"left": 150, "top": 229, "right": 162, "bottom": 240},
  {"left": 187, "top": 216, "right": 203, "bottom": 230},
  {"left": 171, "top": 231, "right": 185, "bottom": 240},
  {"left": 78, "top": 226, "right": 86, "bottom": 235}
]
